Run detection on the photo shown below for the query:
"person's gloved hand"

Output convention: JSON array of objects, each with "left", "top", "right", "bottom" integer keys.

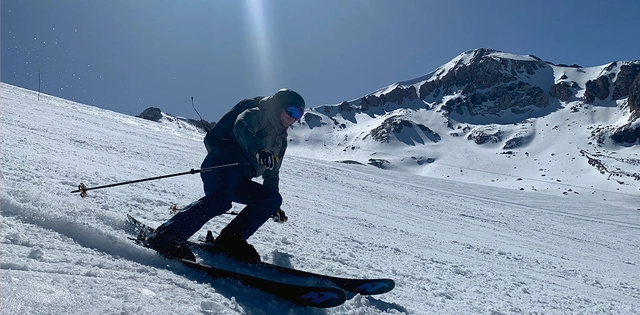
[
  {"left": 272, "top": 209, "right": 288, "bottom": 223},
  {"left": 255, "top": 149, "right": 275, "bottom": 169}
]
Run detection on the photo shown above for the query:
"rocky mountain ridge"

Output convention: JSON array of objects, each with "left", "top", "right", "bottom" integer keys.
[
  {"left": 289, "top": 48, "right": 639, "bottom": 187},
  {"left": 310, "top": 49, "right": 639, "bottom": 142}
]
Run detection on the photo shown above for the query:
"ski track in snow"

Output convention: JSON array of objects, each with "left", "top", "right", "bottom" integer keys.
[{"left": 2, "top": 83, "right": 640, "bottom": 314}]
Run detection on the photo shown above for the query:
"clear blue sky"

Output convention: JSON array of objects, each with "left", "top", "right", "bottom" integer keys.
[{"left": 2, "top": 0, "right": 639, "bottom": 121}]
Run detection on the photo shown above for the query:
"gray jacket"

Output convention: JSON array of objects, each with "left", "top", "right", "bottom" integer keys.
[{"left": 232, "top": 96, "right": 288, "bottom": 191}]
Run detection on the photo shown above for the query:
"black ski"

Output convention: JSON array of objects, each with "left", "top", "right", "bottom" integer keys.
[
  {"left": 177, "top": 259, "right": 346, "bottom": 308},
  {"left": 191, "top": 241, "right": 395, "bottom": 295},
  {"left": 127, "top": 218, "right": 345, "bottom": 308},
  {"left": 126, "top": 214, "right": 394, "bottom": 296}
]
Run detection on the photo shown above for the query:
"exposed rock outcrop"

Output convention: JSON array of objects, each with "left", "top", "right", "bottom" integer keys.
[
  {"left": 369, "top": 116, "right": 413, "bottom": 142},
  {"left": 338, "top": 101, "right": 352, "bottom": 112},
  {"left": 613, "top": 64, "right": 640, "bottom": 100},
  {"left": 584, "top": 76, "right": 611, "bottom": 103},
  {"left": 549, "top": 82, "right": 574, "bottom": 102},
  {"left": 627, "top": 70, "right": 640, "bottom": 119},
  {"left": 138, "top": 107, "right": 163, "bottom": 121},
  {"left": 611, "top": 123, "right": 640, "bottom": 145},
  {"left": 442, "top": 81, "right": 548, "bottom": 116},
  {"left": 467, "top": 128, "right": 502, "bottom": 145}
]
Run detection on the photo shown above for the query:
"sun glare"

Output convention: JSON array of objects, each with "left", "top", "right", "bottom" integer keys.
[{"left": 244, "top": 0, "right": 275, "bottom": 92}]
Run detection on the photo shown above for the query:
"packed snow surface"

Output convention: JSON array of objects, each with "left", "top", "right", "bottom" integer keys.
[{"left": 2, "top": 83, "right": 640, "bottom": 314}]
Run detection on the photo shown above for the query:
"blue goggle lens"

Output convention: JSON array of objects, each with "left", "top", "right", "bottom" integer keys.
[{"left": 285, "top": 106, "right": 304, "bottom": 120}]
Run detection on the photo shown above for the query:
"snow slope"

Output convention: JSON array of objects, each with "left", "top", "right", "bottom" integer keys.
[{"left": 2, "top": 83, "right": 640, "bottom": 314}]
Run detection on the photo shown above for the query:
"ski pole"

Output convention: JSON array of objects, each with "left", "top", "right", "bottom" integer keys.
[
  {"left": 71, "top": 162, "right": 247, "bottom": 198},
  {"left": 169, "top": 203, "right": 240, "bottom": 215}
]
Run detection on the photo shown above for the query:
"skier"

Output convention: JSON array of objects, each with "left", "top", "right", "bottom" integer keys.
[{"left": 145, "top": 89, "right": 305, "bottom": 263}]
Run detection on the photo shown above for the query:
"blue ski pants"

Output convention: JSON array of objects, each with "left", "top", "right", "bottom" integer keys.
[{"left": 154, "top": 148, "right": 282, "bottom": 241}]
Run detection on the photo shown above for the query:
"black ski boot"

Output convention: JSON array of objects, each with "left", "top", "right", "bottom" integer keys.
[
  {"left": 213, "top": 233, "right": 261, "bottom": 263},
  {"left": 145, "top": 231, "right": 196, "bottom": 261}
]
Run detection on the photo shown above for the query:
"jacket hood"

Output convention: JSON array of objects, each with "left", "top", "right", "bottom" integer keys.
[{"left": 260, "top": 95, "right": 286, "bottom": 131}]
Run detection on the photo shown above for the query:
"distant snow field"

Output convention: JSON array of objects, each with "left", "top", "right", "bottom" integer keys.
[{"left": 2, "top": 83, "right": 639, "bottom": 314}]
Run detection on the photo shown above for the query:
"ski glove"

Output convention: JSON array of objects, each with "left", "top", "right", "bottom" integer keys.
[
  {"left": 255, "top": 149, "right": 276, "bottom": 170},
  {"left": 272, "top": 209, "right": 288, "bottom": 223}
]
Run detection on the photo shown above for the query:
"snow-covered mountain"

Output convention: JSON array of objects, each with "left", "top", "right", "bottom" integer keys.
[
  {"left": 134, "top": 48, "right": 638, "bottom": 195},
  {"left": 286, "top": 49, "right": 640, "bottom": 194},
  {"left": 2, "top": 82, "right": 640, "bottom": 314}
]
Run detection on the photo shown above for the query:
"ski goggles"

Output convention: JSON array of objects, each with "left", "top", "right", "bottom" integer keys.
[{"left": 285, "top": 105, "right": 304, "bottom": 120}]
